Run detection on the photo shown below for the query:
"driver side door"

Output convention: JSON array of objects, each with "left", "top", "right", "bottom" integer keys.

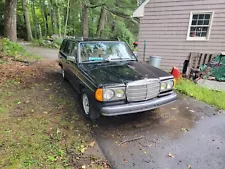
[{"left": 66, "top": 42, "right": 80, "bottom": 91}]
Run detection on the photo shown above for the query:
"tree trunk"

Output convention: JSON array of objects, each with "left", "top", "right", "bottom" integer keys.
[
  {"left": 82, "top": 3, "right": 88, "bottom": 38},
  {"left": 31, "top": 0, "right": 38, "bottom": 39},
  {"left": 50, "top": 0, "right": 57, "bottom": 35},
  {"left": 4, "top": 0, "right": 17, "bottom": 42},
  {"left": 22, "top": 0, "right": 33, "bottom": 41},
  {"left": 56, "top": 0, "right": 62, "bottom": 37},
  {"left": 38, "top": 24, "right": 43, "bottom": 39},
  {"left": 96, "top": 5, "right": 106, "bottom": 37},
  {"left": 64, "top": 0, "right": 70, "bottom": 36},
  {"left": 39, "top": 0, "right": 47, "bottom": 37}
]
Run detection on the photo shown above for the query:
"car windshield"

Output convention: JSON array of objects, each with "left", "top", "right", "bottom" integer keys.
[{"left": 79, "top": 41, "right": 136, "bottom": 63}]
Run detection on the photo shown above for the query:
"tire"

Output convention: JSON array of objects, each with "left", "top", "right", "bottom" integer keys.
[
  {"left": 81, "top": 90, "right": 100, "bottom": 120},
  {"left": 61, "top": 67, "right": 68, "bottom": 81}
]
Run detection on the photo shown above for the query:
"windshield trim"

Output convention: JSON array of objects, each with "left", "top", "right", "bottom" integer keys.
[{"left": 77, "top": 41, "right": 137, "bottom": 64}]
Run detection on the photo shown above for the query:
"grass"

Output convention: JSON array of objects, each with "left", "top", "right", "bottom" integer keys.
[
  {"left": 1, "top": 38, "right": 42, "bottom": 63},
  {"left": 175, "top": 78, "right": 225, "bottom": 110}
]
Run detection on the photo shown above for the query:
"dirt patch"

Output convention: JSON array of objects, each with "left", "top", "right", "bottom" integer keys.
[{"left": 0, "top": 60, "right": 110, "bottom": 169}]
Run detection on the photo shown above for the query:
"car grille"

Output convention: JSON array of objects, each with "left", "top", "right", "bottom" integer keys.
[{"left": 126, "top": 79, "right": 160, "bottom": 102}]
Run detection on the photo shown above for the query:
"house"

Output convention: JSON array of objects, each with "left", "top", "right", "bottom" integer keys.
[{"left": 133, "top": 0, "right": 225, "bottom": 71}]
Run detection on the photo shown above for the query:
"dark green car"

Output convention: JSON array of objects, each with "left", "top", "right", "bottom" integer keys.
[{"left": 58, "top": 38, "right": 177, "bottom": 120}]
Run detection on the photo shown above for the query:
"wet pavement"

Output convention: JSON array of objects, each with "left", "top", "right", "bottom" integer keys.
[
  {"left": 25, "top": 46, "right": 225, "bottom": 169},
  {"left": 93, "top": 94, "right": 225, "bottom": 169}
]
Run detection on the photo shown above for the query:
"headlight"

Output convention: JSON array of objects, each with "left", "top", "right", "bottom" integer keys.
[
  {"left": 160, "top": 79, "right": 174, "bottom": 91},
  {"left": 103, "top": 89, "right": 114, "bottom": 100},
  {"left": 95, "top": 87, "right": 125, "bottom": 102},
  {"left": 161, "top": 82, "right": 167, "bottom": 91},
  {"left": 114, "top": 89, "right": 125, "bottom": 98},
  {"left": 167, "top": 80, "right": 174, "bottom": 89}
]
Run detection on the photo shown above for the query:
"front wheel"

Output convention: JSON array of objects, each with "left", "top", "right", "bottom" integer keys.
[{"left": 81, "top": 91, "right": 100, "bottom": 120}]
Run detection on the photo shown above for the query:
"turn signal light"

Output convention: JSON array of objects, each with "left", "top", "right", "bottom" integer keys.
[{"left": 95, "top": 88, "right": 103, "bottom": 101}]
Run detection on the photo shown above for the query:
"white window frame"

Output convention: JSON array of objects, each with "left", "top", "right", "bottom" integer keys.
[{"left": 186, "top": 11, "right": 214, "bottom": 41}]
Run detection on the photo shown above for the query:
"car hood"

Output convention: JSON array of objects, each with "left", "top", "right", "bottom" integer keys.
[{"left": 80, "top": 61, "right": 171, "bottom": 87}]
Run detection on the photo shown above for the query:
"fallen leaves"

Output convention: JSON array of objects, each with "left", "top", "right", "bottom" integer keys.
[
  {"left": 181, "top": 128, "right": 189, "bottom": 132},
  {"left": 89, "top": 141, "right": 95, "bottom": 147},
  {"left": 79, "top": 144, "right": 87, "bottom": 153},
  {"left": 123, "top": 159, "right": 128, "bottom": 163},
  {"left": 0, "top": 60, "right": 54, "bottom": 88},
  {"left": 43, "top": 111, "right": 48, "bottom": 114},
  {"left": 187, "top": 165, "right": 192, "bottom": 169},
  {"left": 167, "top": 152, "right": 175, "bottom": 158}
]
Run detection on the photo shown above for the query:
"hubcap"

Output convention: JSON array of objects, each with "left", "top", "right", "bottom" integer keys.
[{"left": 82, "top": 94, "right": 90, "bottom": 115}]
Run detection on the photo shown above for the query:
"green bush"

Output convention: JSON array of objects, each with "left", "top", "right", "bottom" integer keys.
[
  {"left": 2, "top": 38, "right": 41, "bottom": 62},
  {"left": 2, "top": 38, "right": 28, "bottom": 57}
]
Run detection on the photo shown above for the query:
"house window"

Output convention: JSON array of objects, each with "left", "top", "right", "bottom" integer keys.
[{"left": 187, "top": 12, "right": 213, "bottom": 40}]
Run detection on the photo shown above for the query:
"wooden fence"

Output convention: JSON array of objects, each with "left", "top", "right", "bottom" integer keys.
[{"left": 185, "top": 52, "right": 218, "bottom": 77}]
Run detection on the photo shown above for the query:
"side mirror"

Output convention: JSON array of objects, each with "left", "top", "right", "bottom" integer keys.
[{"left": 67, "top": 56, "right": 76, "bottom": 62}]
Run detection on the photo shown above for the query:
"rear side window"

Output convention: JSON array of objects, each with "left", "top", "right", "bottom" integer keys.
[
  {"left": 60, "top": 40, "right": 67, "bottom": 51},
  {"left": 63, "top": 42, "right": 70, "bottom": 55},
  {"left": 64, "top": 41, "right": 76, "bottom": 56}
]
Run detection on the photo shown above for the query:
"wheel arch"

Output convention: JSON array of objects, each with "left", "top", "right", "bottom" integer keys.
[{"left": 59, "top": 61, "right": 63, "bottom": 68}]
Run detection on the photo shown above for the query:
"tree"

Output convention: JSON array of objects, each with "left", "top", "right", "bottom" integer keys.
[
  {"left": 31, "top": 0, "right": 38, "bottom": 39},
  {"left": 4, "top": 0, "right": 18, "bottom": 42},
  {"left": 39, "top": 0, "right": 48, "bottom": 37},
  {"left": 49, "top": 0, "right": 57, "bottom": 35},
  {"left": 1, "top": 0, "right": 138, "bottom": 44},
  {"left": 82, "top": 2, "right": 88, "bottom": 38},
  {"left": 22, "top": 0, "right": 33, "bottom": 41},
  {"left": 64, "top": 0, "right": 70, "bottom": 36},
  {"left": 96, "top": 5, "right": 106, "bottom": 37}
]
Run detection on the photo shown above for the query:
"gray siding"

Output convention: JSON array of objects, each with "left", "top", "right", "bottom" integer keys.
[{"left": 138, "top": 0, "right": 225, "bottom": 71}]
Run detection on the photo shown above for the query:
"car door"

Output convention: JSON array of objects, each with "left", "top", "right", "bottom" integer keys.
[
  {"left": 66, "top": 42, "right": 81, "bottom": 91},
  {"left": 59, "top": 40, "right": 71, "bottom": 78}
]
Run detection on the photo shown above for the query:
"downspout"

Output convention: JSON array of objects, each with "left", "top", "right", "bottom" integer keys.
[{"left": 143, "top": 40, "right": 146, "bottom": 62}]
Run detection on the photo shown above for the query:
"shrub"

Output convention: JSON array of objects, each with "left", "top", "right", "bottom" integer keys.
[
  {"left": 2, "top": 38, "right": 28, "bottom": 57},
  {"left": 32, "top": 36, "right": 63, "bottom": 49},
  {"left": 1, "top": 38, "right": 41, "bottom": 62}
]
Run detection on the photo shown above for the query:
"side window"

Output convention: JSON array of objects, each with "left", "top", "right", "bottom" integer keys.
[
  {"left": 71, "top": 43, "right": 78, "bottom": 57},
  {"left": 60, "top": 40, "right": 67, "bottom": 52},
  {"left": 64, "top": 41, "right": 77, "bottom": 62},
  {"left": 70, "top": 43, "right": 78, "bottom": 63},
  {"left": 63, "top": 41, "right": 71, "bottom": 55}
]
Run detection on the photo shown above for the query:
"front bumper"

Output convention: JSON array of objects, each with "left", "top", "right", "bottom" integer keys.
[{"left": 101, "top": 92, "right": 177, "bottom": 116}]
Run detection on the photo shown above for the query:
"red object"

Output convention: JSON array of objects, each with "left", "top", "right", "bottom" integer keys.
[
  {"left": 133, "top": 42, "right": 138, "bottom": 45},
  {"left": 171, "top": 67, "right": 182, "bottom": 80}
]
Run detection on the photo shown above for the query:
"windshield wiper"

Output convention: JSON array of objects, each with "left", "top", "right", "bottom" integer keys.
[{"left": 108, "top": 58, "right": 136, "bottom": 61}]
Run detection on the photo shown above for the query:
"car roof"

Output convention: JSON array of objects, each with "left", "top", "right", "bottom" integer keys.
[{"left": 64, "top": 37, "right": 121, "bottom": 42}]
